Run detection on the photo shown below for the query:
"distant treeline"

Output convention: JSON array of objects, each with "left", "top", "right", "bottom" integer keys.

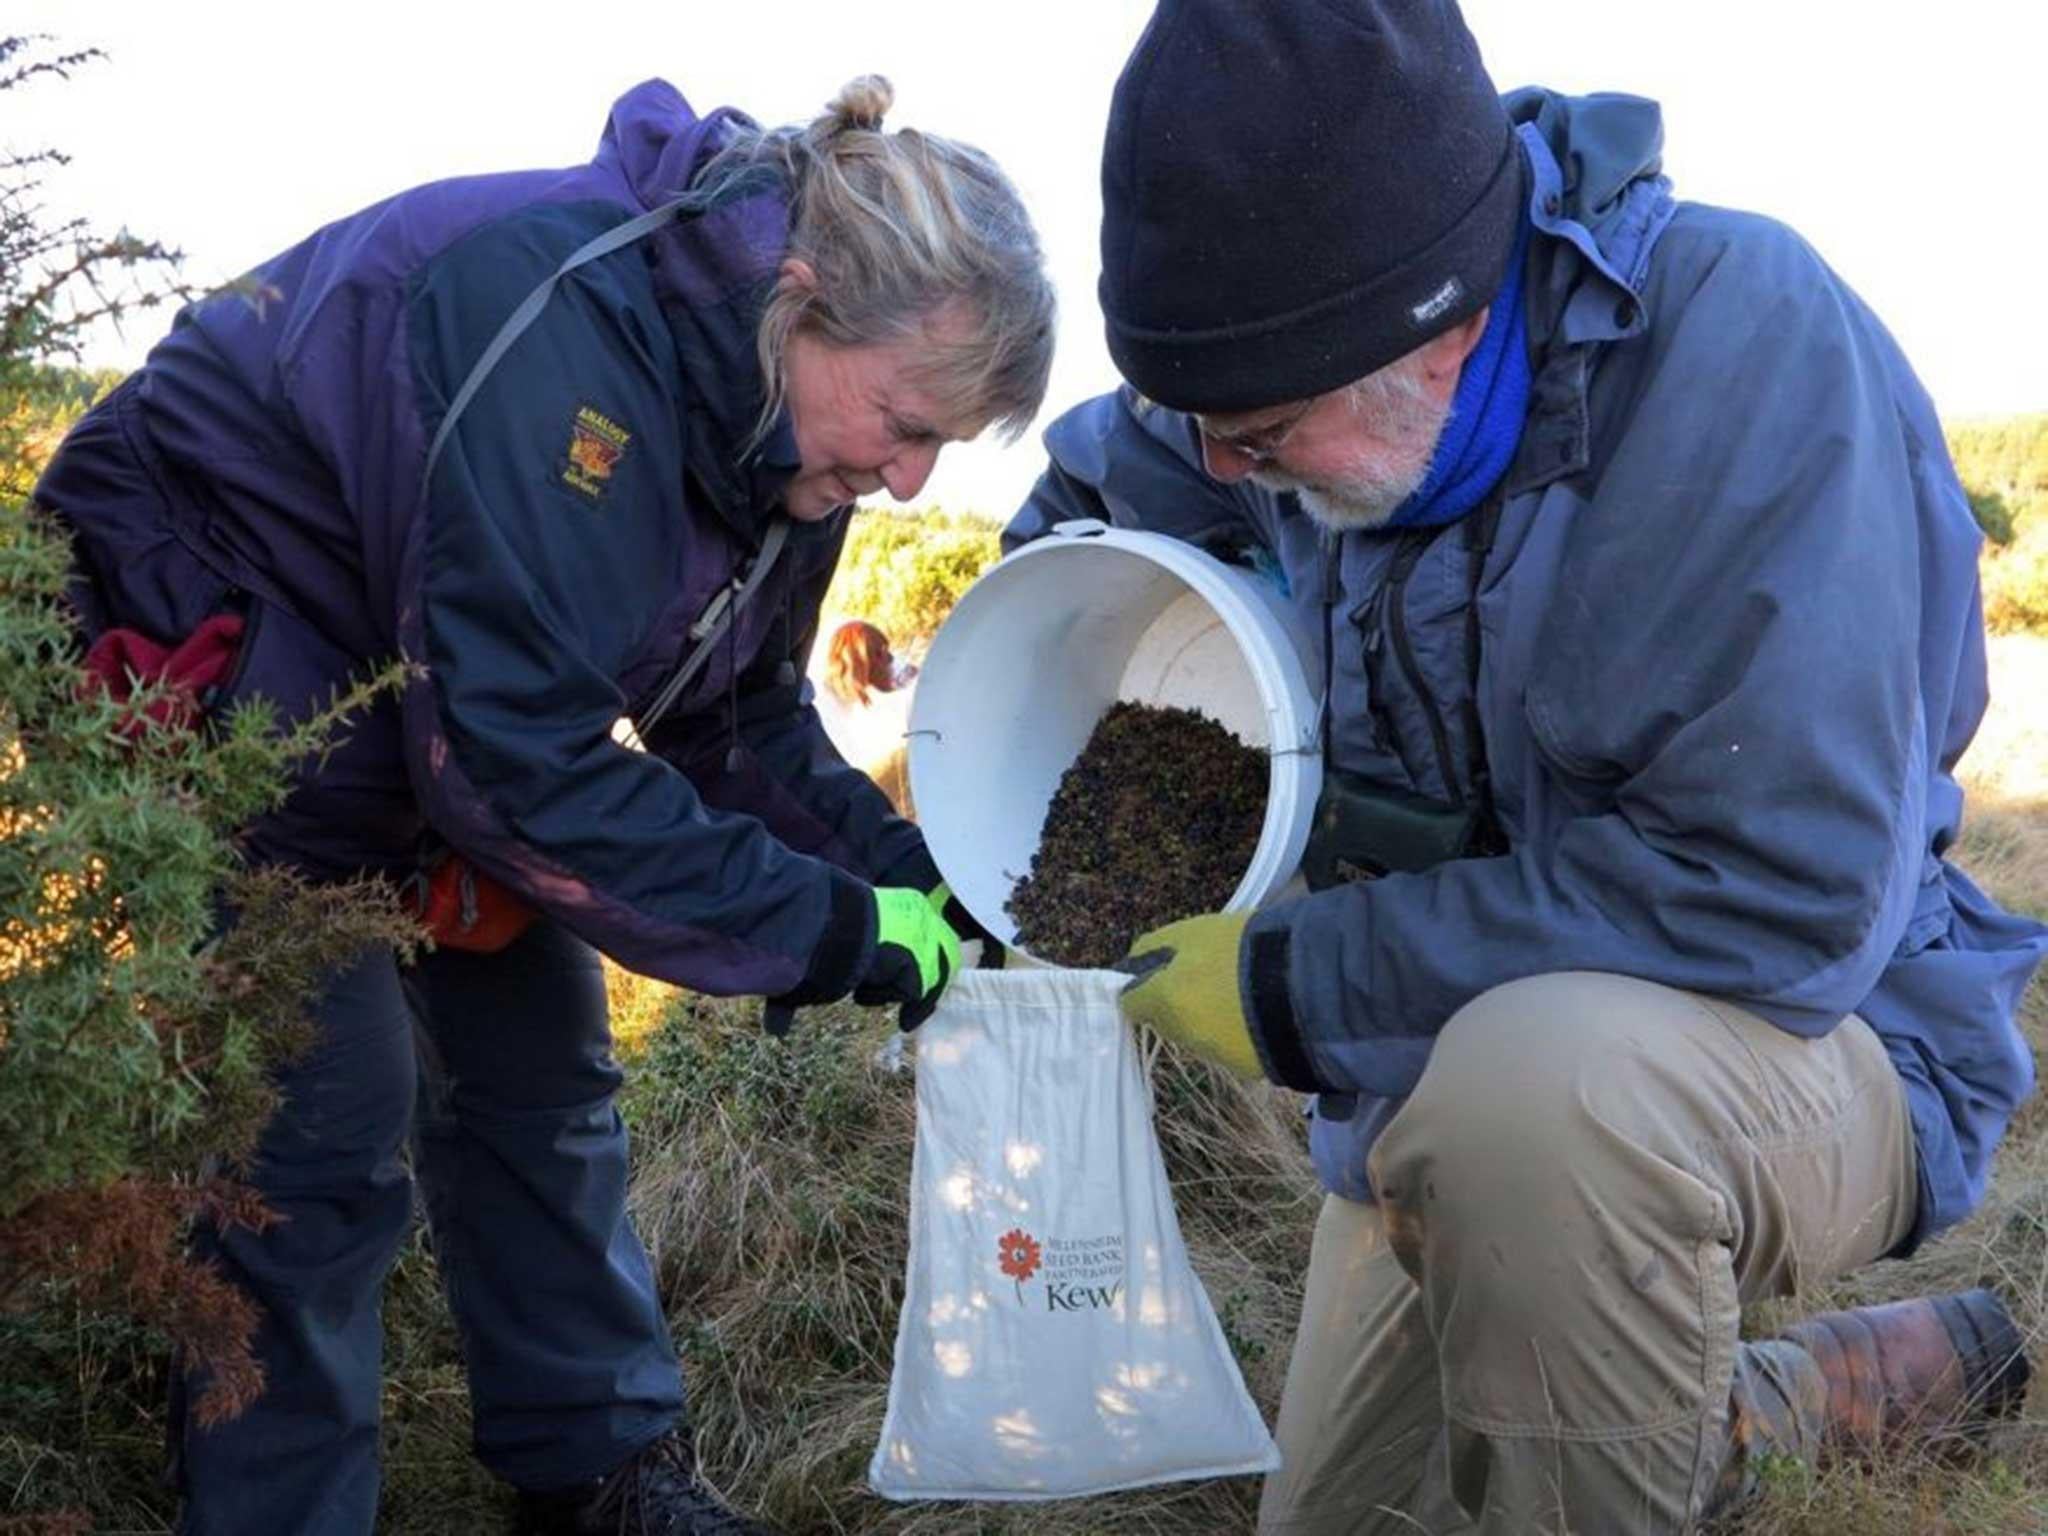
[
  {"left": 7, "top": 369, "right": 2046, "bottom": 637},
  {"left": 1950, "top": 414, "right": 2048, "bottom": 633}
]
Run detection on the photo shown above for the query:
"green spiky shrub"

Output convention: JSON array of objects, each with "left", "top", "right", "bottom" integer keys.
[{"left": 0, "top": 34, "right": 421, "bottom": 1530}]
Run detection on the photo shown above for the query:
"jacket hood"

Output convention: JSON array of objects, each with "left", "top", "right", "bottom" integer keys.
[
  {"left": 1503, "top": 87, "right": 1677, "bottom": 368},
  {"left": 591, "top": 78, "right": 791, "bottom": 309},
  {"left": 597, "top": 78, "right": 732, "bottom": 212},
  {"left": 596, "top": 79, "right": 800, "bottom": 527},
  {"left": 1505, "top": 88, "right": 1666, "bottom": 235}
]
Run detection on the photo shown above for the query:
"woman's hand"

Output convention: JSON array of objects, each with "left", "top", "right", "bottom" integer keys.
[{"left": 855, "top": 886, "right": 964, "bottom": 1029}]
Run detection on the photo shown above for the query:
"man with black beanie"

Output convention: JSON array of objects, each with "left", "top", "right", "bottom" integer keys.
[{"left": 1008, "top": 1, "right": 2045, "bottom": 1530}]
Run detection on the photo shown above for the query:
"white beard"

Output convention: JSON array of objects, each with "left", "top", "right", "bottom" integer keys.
[
  {"left": 1257, "top": 455, "right": 1436, "bottom": 531},
  {"left": 1253, "top": 361, "right": 1455, "bottom": 532}
]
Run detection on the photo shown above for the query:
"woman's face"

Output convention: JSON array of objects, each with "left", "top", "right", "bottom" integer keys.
[{"left": 779, "top": 318, "right": 980, "bottom": 521}]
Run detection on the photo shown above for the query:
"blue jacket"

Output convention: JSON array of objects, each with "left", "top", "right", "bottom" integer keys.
[
  {"left": 1009, "top": 90, "right": 2045, "bottom": 1249},
  {"left": 35, "top": 80, "right": 937, "bottom": 1000}
]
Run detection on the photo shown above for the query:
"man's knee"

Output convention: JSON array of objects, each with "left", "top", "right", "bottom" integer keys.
[{"left": 1368, "top": 972, "right": 1736, "bottom": 1273}]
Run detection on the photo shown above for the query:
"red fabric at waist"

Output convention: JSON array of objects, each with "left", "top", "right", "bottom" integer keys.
[{"left": 81, "top": 613, "right": 245, "bottom": 736}]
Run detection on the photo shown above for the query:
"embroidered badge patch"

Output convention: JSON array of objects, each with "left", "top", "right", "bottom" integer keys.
[{"left": 563, "top": 405, "right": 632, "bottom": 499}]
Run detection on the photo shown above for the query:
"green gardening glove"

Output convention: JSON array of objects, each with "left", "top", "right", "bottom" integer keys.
[
  {"left": 1114, "top": 911, "right": 1263, "bottom": 1080},
  {"left": 855, "top": 885, "right": 964, "bottom": 1029}
]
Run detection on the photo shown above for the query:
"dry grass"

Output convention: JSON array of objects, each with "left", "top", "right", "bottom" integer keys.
[
  {"left": 1949, "top": 635, "right": 2048, "bottom": 927},
  {"left": 615, "top": 993, "right": 1317, "bottom": 1534},
  {"left": 625, "top": 636, "right": 2048, "bottom": 1535},
  {"left": 1, "top": 648, "right": 2042, "bottom": 1535}
]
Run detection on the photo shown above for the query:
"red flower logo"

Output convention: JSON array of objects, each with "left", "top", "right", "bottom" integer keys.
[{"left": 997, "top": 1228, "right": 1042, "bottom": 1302}]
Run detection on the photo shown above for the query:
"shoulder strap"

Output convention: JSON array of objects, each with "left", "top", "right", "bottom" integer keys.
[
  {"left": 1459, "top": 490, "right": 1507, "bottom": 854},
  {"left": 422, "top": 192, "right": 709, "bottom": 486},
  {"left": 415, "top": 186, "right": 795, "bottom": 743},
  {"left": 633, "top": 516, "right": 792, "bottom": 737}
]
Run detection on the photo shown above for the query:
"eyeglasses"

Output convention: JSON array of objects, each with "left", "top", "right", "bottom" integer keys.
[{"left": 1192, "top": 395, "right": 1318, "bottom": 466}]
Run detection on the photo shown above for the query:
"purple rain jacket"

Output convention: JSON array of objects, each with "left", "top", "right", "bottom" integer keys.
[{"left": 34, "top": 79, "right": 940, "bottom": 1001}]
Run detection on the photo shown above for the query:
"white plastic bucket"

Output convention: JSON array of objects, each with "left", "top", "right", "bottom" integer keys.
[{"left": 909, "top": 520, "right": 1323, "bottom": 961}]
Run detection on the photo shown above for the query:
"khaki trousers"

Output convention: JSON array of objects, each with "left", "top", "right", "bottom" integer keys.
[{"left": 1258, "top": 971, "right": 1917, "bottom": 1536}]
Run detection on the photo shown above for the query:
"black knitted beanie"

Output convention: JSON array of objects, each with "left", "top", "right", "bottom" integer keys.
[{"left": 1100, "top": 0, "right": 1522, "bottom": 413}]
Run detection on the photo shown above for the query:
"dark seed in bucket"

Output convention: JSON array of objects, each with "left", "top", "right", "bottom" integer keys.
[{"left": 1007, "top": 701, "right": 1267, "bottom": 968}]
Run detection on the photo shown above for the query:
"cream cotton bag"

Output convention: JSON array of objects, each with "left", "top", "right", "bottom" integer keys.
[{"left": 869, "top": 966, "right": 1280, "bottom": 1500}]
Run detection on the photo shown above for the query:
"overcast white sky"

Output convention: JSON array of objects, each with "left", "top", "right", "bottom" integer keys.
[{"left": 11, "top": 1, "right": 2046, "bottom": 517}]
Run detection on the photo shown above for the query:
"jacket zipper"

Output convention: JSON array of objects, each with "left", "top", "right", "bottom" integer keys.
[
  {"left": 1357, "top": 593, "right": 1397, "bottom": 754},
  {"left": 1319, "top": 535, "right": 1340, "bottom": 758},
  {"left": 1382, "top": 528, "right": 1464, "bottom": 805}
]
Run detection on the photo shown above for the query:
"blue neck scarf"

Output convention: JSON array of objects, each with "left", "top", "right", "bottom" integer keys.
[{"left": 1385, "top": 214, "right": 1533, "bottom": 530}]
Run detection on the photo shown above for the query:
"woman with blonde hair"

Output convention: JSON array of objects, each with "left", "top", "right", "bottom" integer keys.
[{"left": 36, "top": 71, "right": 1046, "bottom": 1536}]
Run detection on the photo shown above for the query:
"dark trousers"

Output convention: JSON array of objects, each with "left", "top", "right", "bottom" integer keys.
[{"left": 173, "top": 919, "right": 683, "bottom": 1535}]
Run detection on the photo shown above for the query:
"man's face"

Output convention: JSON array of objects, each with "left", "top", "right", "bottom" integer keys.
[{"left": 1191, "top": 310, "right": 1486, "bottom": 532}]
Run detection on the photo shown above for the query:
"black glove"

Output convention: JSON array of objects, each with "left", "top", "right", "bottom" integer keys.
[
  {"left": 851, "top": 886, "right": 962, "bottom": 1029},
  {"left": 766, "top": 885, "right": 960, "bottom": 1036},
  {"left": 928, "top": 880, "right": 1005, "bottom": 970}
]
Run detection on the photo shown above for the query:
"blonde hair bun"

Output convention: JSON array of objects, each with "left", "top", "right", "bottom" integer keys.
[
  {"left": 695, "top": 69, "right": 1054, "bottom": 453},
  {"left": 824, "top": 75, "right": 893, "bottom": 134}
]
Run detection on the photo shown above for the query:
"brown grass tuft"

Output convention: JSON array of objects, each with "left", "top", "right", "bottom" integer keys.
[
  {"left": 616, "top": 991, "right": 1317, "bottom": 1532},
  {"left": 0, "top": 1178, "right": 273, "bottom": 1429},
  {"left": 0, "top": 1512, "right": 93, "bottom": 1535}
]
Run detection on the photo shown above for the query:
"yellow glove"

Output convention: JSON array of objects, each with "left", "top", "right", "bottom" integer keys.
[{"left": 1114, "top": 911, "right": 1262, "bottom": 1080}]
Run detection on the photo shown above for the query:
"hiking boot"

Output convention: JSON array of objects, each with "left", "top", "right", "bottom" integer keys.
[
  {"left": 1783, "top": 1286, "right": 2031, "bottom": 1448},
  {"left": 513, "top": 1429, "right": 779, "bottom": 1536},
  {"left": 1708, "top": 1287, "right": 2030, "bottom": 1517}
]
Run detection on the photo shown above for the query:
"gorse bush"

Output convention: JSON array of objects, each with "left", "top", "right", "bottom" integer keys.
[
  {"left": 0, "top": 33, "right": 419, "bottom": 1520},
  {"left": 0, "top": 504, "right": 420, "bottom": 1427},
  {"left": 0, "top": 510, "right": 402, "bottom": 1208},
  {"left": 821, "top": 506, "right": 1002, "bottom": 643},
  {"left": 0, "top": 366, "right": 119, "bottom": 506},
  {"left": 1949, "top": 415, "right": 2048, "bottom": 516},
  {"left": 1970, "top": 488, "right": 2018, "bottom": 549},
  {"left": 0, "top": 38, "right": 192, "bottom": 505}
]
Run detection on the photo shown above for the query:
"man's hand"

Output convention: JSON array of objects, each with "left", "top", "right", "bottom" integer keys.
[
  {"left": 1115, "top": 911, "right": 1262, "bottom": 1080},
  {"left": 855, "top": 885, "right": 964, "bottom": 1029}
]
